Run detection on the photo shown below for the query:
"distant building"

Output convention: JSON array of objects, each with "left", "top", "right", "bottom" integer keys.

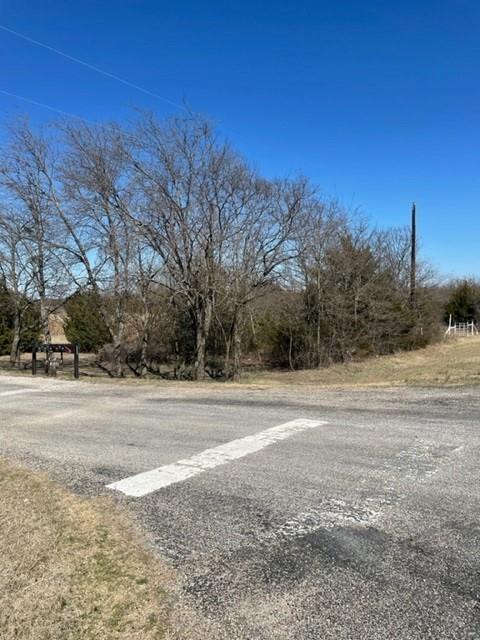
[{"left": 47, "top": 308, "right": 70, "bottom": 344}]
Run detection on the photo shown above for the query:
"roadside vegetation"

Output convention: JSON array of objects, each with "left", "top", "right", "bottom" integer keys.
[
  {"left": 0, "top": 114, "right": 478, "bottom": 381},
  {"left": 0, "top": 460, "right": 195, "bottom": 640},
  {"left": 244, "top": 336, "right": 480, "bottom": 387}
]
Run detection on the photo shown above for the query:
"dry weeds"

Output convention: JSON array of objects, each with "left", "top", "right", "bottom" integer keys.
[
  {"left": 0, "top": 460, "right": 217, "bottom": 640},
  {"left": 243, "top": 337, "right": 480, "bottom": 388},
  {"left": 2, "top": 337, "right": 480, "bottom": 391}
]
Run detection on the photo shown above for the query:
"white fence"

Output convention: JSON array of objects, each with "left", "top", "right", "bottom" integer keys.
[{"left": 445, "top": 317, "right": 479, "bottom": 337}]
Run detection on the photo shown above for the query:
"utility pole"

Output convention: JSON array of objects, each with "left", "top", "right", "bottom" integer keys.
[{"left": 410, "top": 202, "right": 416, "bottom": 310}]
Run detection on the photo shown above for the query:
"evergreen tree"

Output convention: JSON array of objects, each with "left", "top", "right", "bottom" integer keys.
[
  {"left": 0, "top": 283, "right": 40, "bottom": 357},
  {"left": 0, "top": 283, "right": 14, "bottom": 356},
  {"left": 444, "top": 280, "right": 480, "bottom": 324},
  {"left": 64, "top": 292, "right": 110, "bottom": 352}
]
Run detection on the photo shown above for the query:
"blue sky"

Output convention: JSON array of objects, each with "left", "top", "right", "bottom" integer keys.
[{"left": 1, "top": 0, "right": 478, "bottom": 278}]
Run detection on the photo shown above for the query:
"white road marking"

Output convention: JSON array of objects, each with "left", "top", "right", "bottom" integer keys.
[
  {"left": 0, "top": 388, "right": 38, "bottom": 397},
  {"left": 107, "top": 418, "right": 327, "bottom": 497}
]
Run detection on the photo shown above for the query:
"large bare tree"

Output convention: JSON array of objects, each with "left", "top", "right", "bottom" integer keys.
[
  {"left": 129, "top": 114, "right": 250, "bottom": 379},
  {"left": 0, "top": 121, "right": 69, "bottom": 349},
  {"left": 58, "top": 121, "right": 136, "bottom": 377},
  {"left": 220, "top": 177, "right": 312, "bottom": 379}
]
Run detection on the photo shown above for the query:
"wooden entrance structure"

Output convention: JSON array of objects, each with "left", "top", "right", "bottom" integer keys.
[{"left": 32, "top": 343, "right": 80, "bottom": 379}]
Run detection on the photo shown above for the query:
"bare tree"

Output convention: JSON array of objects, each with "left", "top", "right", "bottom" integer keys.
[
  {"left": 58, "top": 121, "right": 136, "bottom": 377},
  {"left": 295, "top": 197, "right": 346, "bottom": 367},
  {"left": 0, "top": 120, "right": 69, "bottom": 350},
  {"left": 129, "top": 114, "right": 251, "bottom": 379},
  {"left": 220, "top": 177, "right": 311, "bottom": 379},
  {"left": 127, "top": 242, "right": 165, "bottom": 377},
  {"left": 0, "top": 210, "right": 38, "bottom": 364},
  {"left": 0, "top": 113, "right": 440, "bottom": 380}
]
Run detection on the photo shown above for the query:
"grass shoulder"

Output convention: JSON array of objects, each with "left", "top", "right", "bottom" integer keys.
[
  {"left": 0, "top": 460, "right": 197, "bottom": 640},
  {"left": 241, "top": 337, "right": 480, "bottom": 388},
  {"left": 2, "top": 337, "right": 480, "bottom": 390}
]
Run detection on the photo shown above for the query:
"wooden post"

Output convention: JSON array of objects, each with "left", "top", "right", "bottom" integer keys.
[
  {"left": 32, "top": 343, "right": 37, "bottom": 376},
  {"left": 74, "top": 344, "right": 80, "bottom": 379}
]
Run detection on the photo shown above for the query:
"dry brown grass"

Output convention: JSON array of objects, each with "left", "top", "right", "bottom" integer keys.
[
  {"left": 3, "top": 337, "right": 480, "bottom": 391},
  {"left": 242, "top": 337, "right": 480, "bottom": 388},
  {"left": 0, "top": 460, "right": 175, "bottom": 640}
]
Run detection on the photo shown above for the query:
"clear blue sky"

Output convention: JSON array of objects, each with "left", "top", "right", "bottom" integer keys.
[{"left": 1, "top": 0, "right": 478, "bottom": 278}]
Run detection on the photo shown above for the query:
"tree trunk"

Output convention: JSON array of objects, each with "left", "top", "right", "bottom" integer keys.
[
  {"left": 39, "top": 295, "right": 52, "bottom": 373},
  {"left": 138, "top": 283, "right": 151, "bottom": 378},
  {"left": 193, "top": 298, "right": 212, "bottom": 381},
  {"left": 231, "top": 313, "right": 242, "bottom": 382},
  {"left": 39, "top": 297, "right": 50, "bottom": 345},
  {"left": 111, "top": 319, "right": 125, "bottom": 378},
  {"left": 9, "top": 311, "right": 21, "bottom": 367},
  {"left": 249, "top": 309, "right": 261, "bottom": 364},
  {"left": 139, "top": 316, "right": 149, "bottom": 378},
  {"left": 194, "top": 322, "right": 206, "bottom": 380},
  {"left": 224, "top": 335, "right": 231, "bottom": 378},
  {"left": 109, "top": 286, "right": 128, "bottom": 378},
  {"left": 288, "top": 330, "right": 294, "bottom": 371}
]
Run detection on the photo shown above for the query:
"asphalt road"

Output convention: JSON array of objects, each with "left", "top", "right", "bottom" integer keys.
[{"left": 0, "top": 373, "right": 479, "bottom": 639}]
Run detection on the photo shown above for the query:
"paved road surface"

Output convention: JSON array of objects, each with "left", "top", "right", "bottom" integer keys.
[{"left": 0, "top": 374, "right": 479, "bottom": 639}]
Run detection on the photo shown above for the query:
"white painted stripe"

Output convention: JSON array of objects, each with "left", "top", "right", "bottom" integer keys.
[
  {"left": 107, "top": 418, "right": 327, "bottom": 497},
  {"left": 0, "top": 388, "right": 37, "bottom": 397}
]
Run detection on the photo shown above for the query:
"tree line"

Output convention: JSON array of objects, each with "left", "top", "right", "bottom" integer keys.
[{"left": 0, "top": 113, "right": 464, "bottom": 379}]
